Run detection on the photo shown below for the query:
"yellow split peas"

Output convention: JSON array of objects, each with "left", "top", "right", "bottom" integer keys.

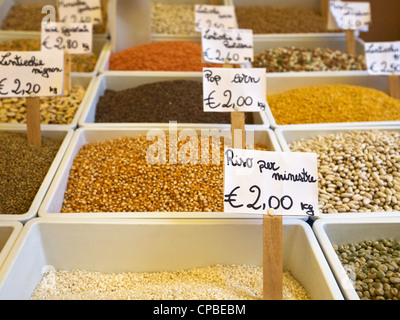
[{"left": 267, "top": 84, "right": 400, "bottom": 125}]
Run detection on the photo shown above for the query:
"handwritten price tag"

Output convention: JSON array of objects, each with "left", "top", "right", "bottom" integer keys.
[
  {"left": 57, "top": 0, "right": 103, "bottom": 25},
  {"left": 328, "top": 1, "right": 371, "bottom": 31},
  {"left": 224, "top": 149, "right": 319, "bottom": 216},
  {"left": 41, "top": 22, "right": 92, "bottom": 54},
  {"left": 0, "top": 51, "right": 64, "bottom": 97},
  {"left": 365, "top": 41, "right": 400, "bottom": 75},
  {"left": 202, "top": 28, "right": 253, "bottom": 64},
  {"left": 203, "top": 67, "right": 266, "bottom": 112},
  {"left": 195, "top": 5, "right": 236, "bottom": 32}
]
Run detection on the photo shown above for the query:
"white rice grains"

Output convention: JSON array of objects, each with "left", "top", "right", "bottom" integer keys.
[{"left": 30, "top": 264, "right": 311, "bottom": 300}]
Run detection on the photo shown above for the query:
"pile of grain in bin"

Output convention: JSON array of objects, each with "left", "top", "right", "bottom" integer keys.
[
  {"left": 267, "top": 84, "right": 400, "bottom": 125},
  {"left": 289, "top": 130, "right": 400, "bottom": 214},
  {"left": 31, "top": 265, "right": 311, "bottom": 300},
  {"left": 109, "top": 42, "right": 220, "bottom": 72},
  {"left": 253, "top": 47, "right": 366, "bottom": 72},
  {"left": 1, "top": 4, "right": 107, "bottom": 34},
  {"left": 0, "top": 85, "right": 86, "bottom": 124},
  {"left": 151, "top": 3, "right": 196, "bottom": 35},
  {"left": 0, "top": 132, "right": 61, "bottom": 215},
  {"left": 235, "top": 6, "right": 336, "bottom": 34},
  {"left": 95, "top": 80, "right": 253, "bottom": 124},
  {"left": 334, "top": 238, "right": 400, "bottom": 300},
  {"left": 61, "top": 135, "right": 267, "bottom": 213},
  {"left": 0, "top": 39, "right": 98, "bottom": 73}
]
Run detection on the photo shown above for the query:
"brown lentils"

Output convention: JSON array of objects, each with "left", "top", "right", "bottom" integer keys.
[
  {"left": 61, "top": 135, "right": 267, "bottom": 213},
  {"left": 95, "top": 80, "right": 253, "bottom": 124},
  {"left": 334, "top": 239, "right": 400, "bottom": 300},
  {"left": 235, "top": 6, "right": 336, "bottom": 34},
  {"left": 0, "top": 132, "right": 61, "bottom": 215}
]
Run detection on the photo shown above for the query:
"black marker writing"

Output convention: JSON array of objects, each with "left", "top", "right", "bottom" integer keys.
[{"left": 271, "top": 168, "right": 317, "bottom": 183}]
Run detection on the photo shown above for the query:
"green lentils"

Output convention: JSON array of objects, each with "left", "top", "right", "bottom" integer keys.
[
  {"left": 0, "top": 132, "right": 61, "bottom": 215},
  {"left": 334, "top": 239, "right": 400, "bottom": 300}
]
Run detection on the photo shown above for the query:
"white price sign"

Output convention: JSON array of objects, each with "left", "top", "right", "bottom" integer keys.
[
  {"left": 57, "top": 0, "right": 103, "bottom": 25},
  {"left": 203, "top": 67, "right": 266, "bottom": 112},
  {"left": 328, "top": 1, "right": 371, "bottom": 31},
  {"left": 224, "top": 149, "right": 319, "bottom": 216},
  {"left": 365, "top": 41, "right": 400, "bottom": 75},
  {"left": 0, "top": 51, "right": 64, "bottom": 97},
  {"left": 41, "top": 22, "right": 93, "bottom": 54},
  {"left": 202, "top": 28, "right": 253, "bottom": 64},
  {"left": 195, "top": 5, "right": 236, "bottom": 32}
]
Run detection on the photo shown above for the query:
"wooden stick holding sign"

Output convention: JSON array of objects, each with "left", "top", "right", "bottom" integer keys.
[
  {"left": 0, "top": 51, "right": 64, "bottom": 148},
  {"left": 327, "top": 0, "right": 371, "bottom": 55},
  {"left": 263, "top": 213, "right": 283, "bottom": 300},
  {"left": 389, "top": 73, "right": 400, "bottom": 99},
  {"left": 223, "top": 61, "right": 246, "bottom": 150},
  {"left": 346, "top": 29, "right": 356, "bottom": 55},
  {"left": 25, "top": 95, "right": 42, "bottom": 148},
  {"left": 223, "top": 149, "right": 319, "bottom": 300},
  {"left": 64, "top": 50, "right": 71, "bottom": 95},
  {"left": 226, "top": 64, "right": 282, "bottom": 300},
  {"left": 203, "top": 66, "right": 283, "bottom": 299}
]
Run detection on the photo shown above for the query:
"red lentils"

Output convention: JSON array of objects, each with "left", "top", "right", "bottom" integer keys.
[{"left": 109, "top": 41, "right": 220, "bottom": 72}]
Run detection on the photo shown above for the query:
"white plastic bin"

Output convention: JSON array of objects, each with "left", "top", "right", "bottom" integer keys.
[
  {"left": 0, "top": 218, "right": 344, "bottom": 300},
  {"left": 78, "top": 72, "right": 270, "bottom": 128},
  {"left": 38, "top": 126, "right": 282, "bottom": 219},
  {"left": 313, "top": 218, "right": 400, "bottom": 300},
  {"left": 0, "top": 221, "right": 22, "bottom": 272},
  {"left": 265, "top": 73, "right": 398, "bottom": 129},
  {"left": 0, "top": 127, "right": 74, "bottom": 223}
]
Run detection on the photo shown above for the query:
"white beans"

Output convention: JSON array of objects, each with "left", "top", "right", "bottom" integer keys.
[{"left": 289, "top": 130, "right": 400, "bottom": 214}]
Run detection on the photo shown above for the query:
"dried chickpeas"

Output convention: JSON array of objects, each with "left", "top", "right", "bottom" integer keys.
[
  {"left": 267, "top": 84, "right": 400, "bottom": 125},
  {"left": 289, "top": 130, "right": 400, "bottom": 214},
  {"left": 61, "top": 134, "right": 267, "bottom": 213}
]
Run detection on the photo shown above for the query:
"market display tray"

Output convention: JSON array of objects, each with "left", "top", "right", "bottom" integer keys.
[
  {"left": 264, "top": 72, "right": 398, "bottom": 129},
  {"left": 0, "top": 127, "right": 73, "bottom": 223},
  {"left": 313, "top": 217, "right": 400, "bottom": 300},
  {"left": 0, "top": 218, "right": 343, "bottom": 300},
  {"left": 78, "top": 72, "right": 270, "bottom": 128},
  {"left": 38, "top": 126, "right": 283, "bottom": 219}
]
